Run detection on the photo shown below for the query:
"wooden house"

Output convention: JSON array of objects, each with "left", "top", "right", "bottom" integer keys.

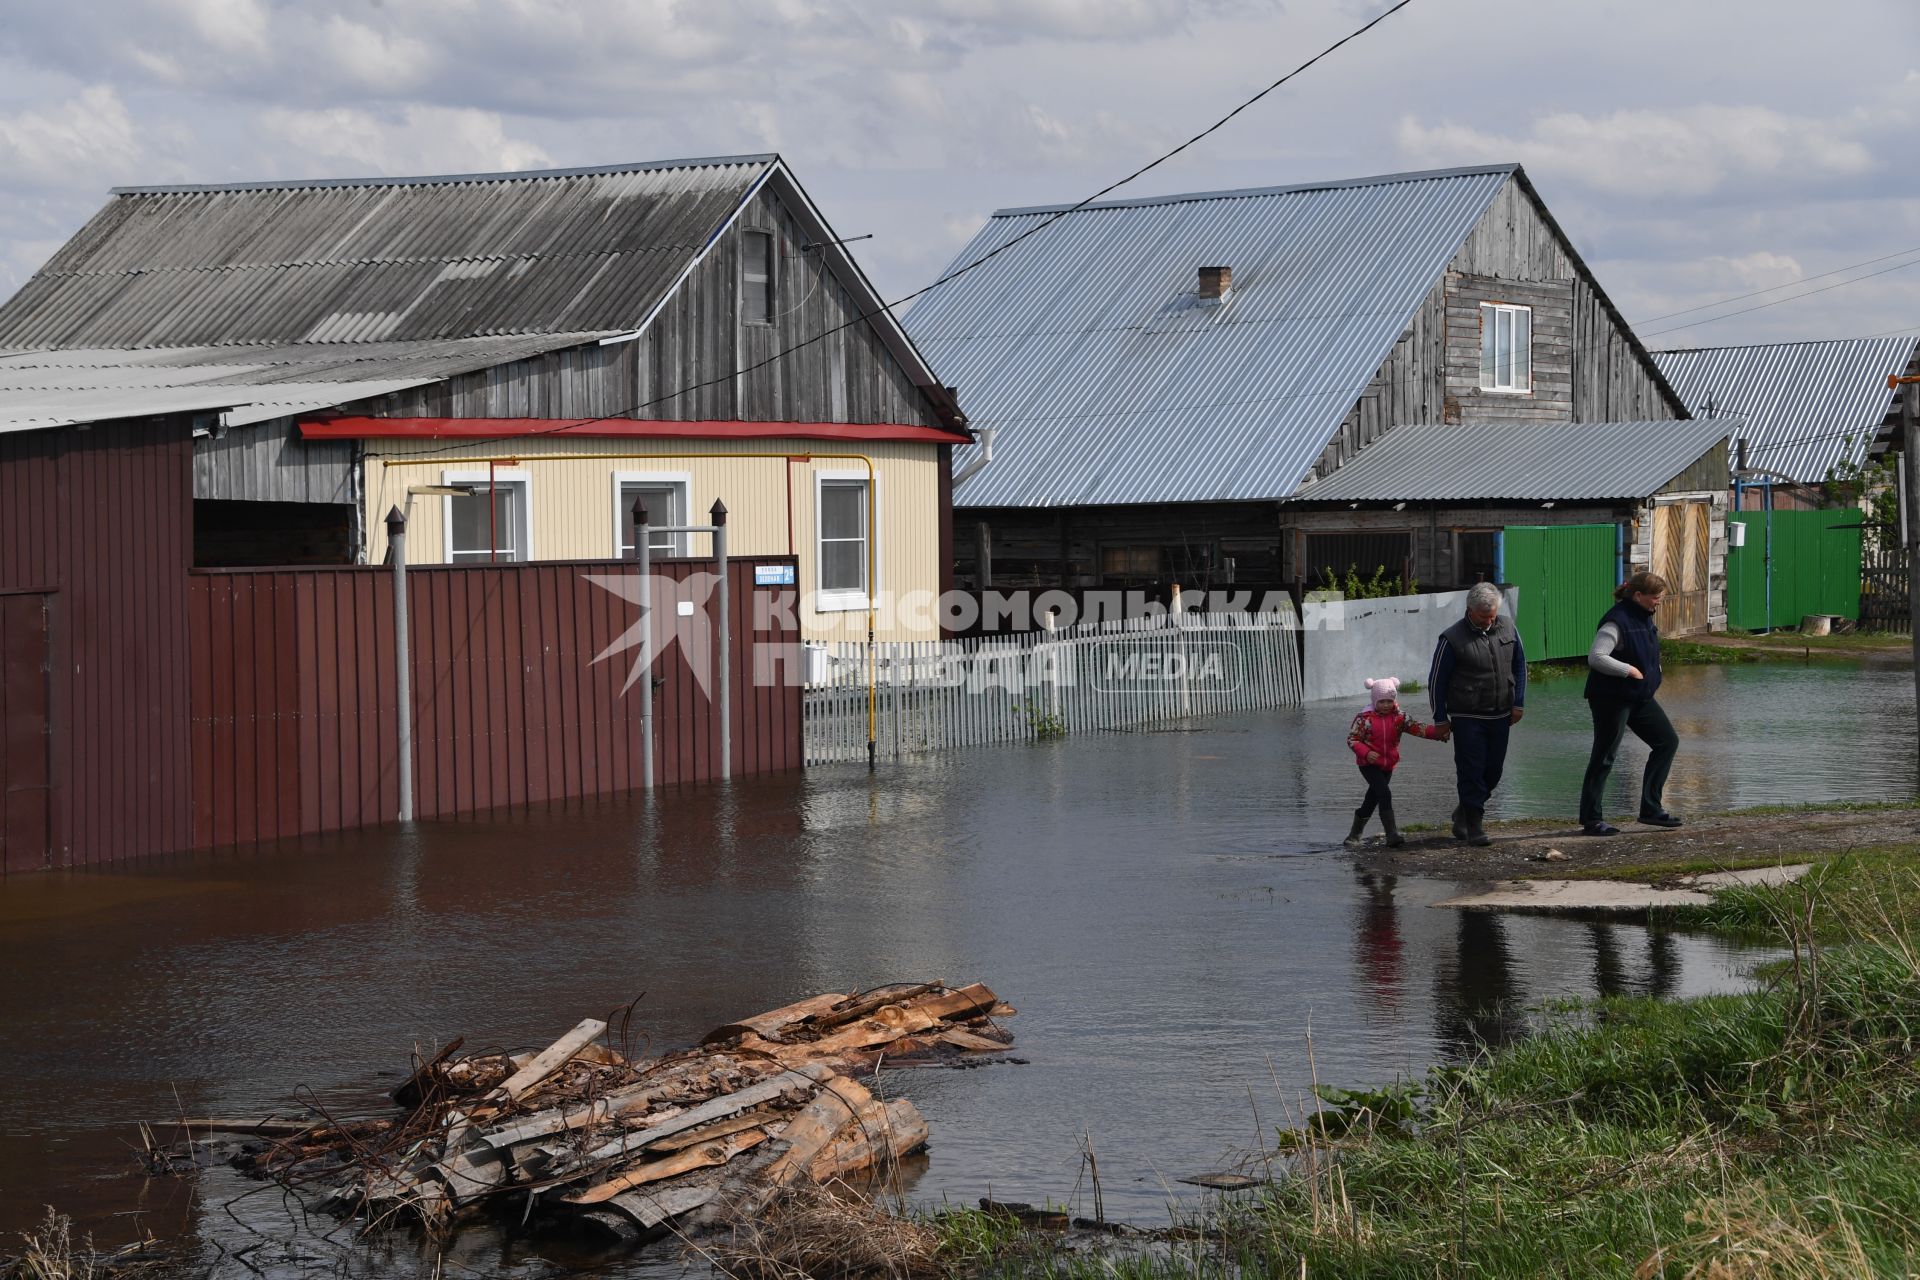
[
  {"left": 1, "top": 156, "right": 970, "bottom": 644},
  {"left": 908, "top": 164, "right": 1730, "bottom": 633}
]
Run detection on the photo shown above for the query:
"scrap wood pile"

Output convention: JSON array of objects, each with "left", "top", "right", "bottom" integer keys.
[{"left": 208, "top": 981, "right": 1014, "bottom": 1242}]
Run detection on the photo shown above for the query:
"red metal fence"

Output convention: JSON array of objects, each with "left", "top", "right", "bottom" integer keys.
[{"left": 187, "top": 557, "right": 802, "bottom": 847}]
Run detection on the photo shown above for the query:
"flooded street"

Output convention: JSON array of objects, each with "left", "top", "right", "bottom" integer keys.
[{"left": 1, "top": 659, "right": 1912, "bottom": 1277}]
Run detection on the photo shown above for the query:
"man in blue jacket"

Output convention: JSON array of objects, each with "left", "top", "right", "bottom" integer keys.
[{"left": 1429, "top": 582, "right": 1527, "bottom": 847}]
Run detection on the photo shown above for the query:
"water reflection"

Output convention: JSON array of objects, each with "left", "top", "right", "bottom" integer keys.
[{"left": 0, "top": 663, "right": 1883, "bottom": 1274}]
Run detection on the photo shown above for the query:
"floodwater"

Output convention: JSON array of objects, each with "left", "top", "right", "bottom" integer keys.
[{"left": 0, "top": 659, "right": 1912, "bottom": 1277}]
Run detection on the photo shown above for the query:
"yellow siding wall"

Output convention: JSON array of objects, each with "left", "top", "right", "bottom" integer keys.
[{"left": 364, "top": 437, "right": 945, "bottom": 641}]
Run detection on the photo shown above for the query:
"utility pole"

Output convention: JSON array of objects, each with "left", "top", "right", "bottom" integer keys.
[{"left": 1893, "top": 374, "right": 1920, "bottom": 775}]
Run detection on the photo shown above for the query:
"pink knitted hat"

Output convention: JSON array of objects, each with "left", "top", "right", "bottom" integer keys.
[{"left": 1364, "top": 676, "right": 1400, "bottom": 709}]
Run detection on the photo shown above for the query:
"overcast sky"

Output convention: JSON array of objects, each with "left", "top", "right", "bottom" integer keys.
[{"left": 2, "top": 0, "right": 1917, "bottom": 350}]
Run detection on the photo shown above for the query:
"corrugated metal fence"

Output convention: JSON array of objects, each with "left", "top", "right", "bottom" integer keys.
[
  {"left": 189, "top": 557, "right": 802, "bottom": 847},
  {"left": 1502, "top": 524, "right": 1617, "bottom": 659},
  {"left": 1726, "top": 511, "right": 1863, "bottom": 630},
  {"left": 805, "top": 611, "right": 1303, "bottom": 764}
]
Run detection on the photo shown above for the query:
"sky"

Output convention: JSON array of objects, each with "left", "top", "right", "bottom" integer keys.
[{"left": 2, "top": 0, "right": 1917, "bottom": 351}]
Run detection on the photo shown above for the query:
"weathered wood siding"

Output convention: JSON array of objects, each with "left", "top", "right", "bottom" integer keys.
[
  {"left": 375, "top": 187, "right": 944, "bottom": 429},
  {"left": 1309, "top": 176, "right": 1683, "bottom": 484},
  {"left": 193, "top": 418, "right": 357, "bottom": 503},
  {"left": 1445, "top": 178, "right": 1681, "bottom": 425}
]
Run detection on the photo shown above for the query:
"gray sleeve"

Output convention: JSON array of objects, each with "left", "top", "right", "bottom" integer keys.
[{"left": 1587, "top": 621, "right": 1634, "bottom": 676}]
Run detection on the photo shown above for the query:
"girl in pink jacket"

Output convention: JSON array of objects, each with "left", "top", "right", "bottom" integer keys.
[{"left": 1345, "top": 676, "right": 1447, "bottom": 848}]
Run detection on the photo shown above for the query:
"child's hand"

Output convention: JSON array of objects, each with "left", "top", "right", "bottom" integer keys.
[
  {"left": 1366, "top": 750, "right": 1380, "bottom": 763},
  {"left": 1435, "top": 724, "right": 1452, "bottom": 741}
]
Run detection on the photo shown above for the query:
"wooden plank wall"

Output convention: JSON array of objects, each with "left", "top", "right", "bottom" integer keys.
[
  {"left": 379, "top": 187, "right": 942, "bottom": 430},
  {"left": 187, "top": 556, "right": 801, "bottom": 848},
  {"left": 0, "top": 420, "right": 196, "bottom": 869}
]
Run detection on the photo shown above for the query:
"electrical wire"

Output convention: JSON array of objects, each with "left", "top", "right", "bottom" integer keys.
[{"left": 371, "top": 0, "right": 1424, "bottom": 461}]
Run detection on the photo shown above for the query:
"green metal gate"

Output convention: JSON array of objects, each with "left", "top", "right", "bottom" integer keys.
[
  {"left": 1502, "top": 524, "right": 1619, "bottom": 660},
  {"left": 1726, "top": 510, "right": 1862, "bottom": 631}
]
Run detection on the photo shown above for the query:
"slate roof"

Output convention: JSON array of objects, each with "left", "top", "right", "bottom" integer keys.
[
  {"left": 906, "top": 165, "right": 1520, "bottom": 507},
  {"left": 1652, "top": 338, "right": 1920, "bottom": 484},
  {"left": 1290, "top": 419, "right": 1736, "bottom": 503},
  {"left": 0, "top": 156, "right": 957, "bottom": 437}
]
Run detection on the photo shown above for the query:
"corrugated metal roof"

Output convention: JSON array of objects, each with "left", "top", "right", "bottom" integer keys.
[
  {"left": 1652, "top": 338, "right": 1919, "bottom": 484},
  {"left": 1292, "top": 419, "right": 1735, "bottom": 503},
  {"left": 0, "top": 156, "right": 774, "bottom": 349},
  {"left": 0, "top": 332, "right": 613, "bottom": 433},
  {"left": 904, "top": 165, "right": 1516, "bottom": 507}
]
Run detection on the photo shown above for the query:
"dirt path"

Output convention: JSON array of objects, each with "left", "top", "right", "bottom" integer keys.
[{"left": 1352, "top": 805, "right": 1920, "bottom": 882}]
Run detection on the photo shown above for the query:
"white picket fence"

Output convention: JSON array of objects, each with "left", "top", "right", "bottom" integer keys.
[{"left": 804, "top": 611, "right": 1304, "bottom": 765}]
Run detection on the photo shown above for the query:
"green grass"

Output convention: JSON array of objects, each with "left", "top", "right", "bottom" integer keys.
[{"left": 935, "top": 847, "right": 1920, "bottom": 1278}]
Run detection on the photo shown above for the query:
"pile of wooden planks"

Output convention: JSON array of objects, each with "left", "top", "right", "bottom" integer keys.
[{"left": 216, "top": 981, "right": 1014, "bottom": 1241}]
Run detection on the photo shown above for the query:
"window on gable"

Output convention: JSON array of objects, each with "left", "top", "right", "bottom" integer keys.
[
  {"left": 1479, "top": 302, "right": 1532, "bottom": 393},
  {"left": 742, "top": 230, "right": 775, "bottom": 325}
]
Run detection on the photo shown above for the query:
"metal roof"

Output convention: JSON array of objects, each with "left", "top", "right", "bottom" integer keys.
[
  {"left": 0, "top": 333, "right": 612, "bottom": 433},
  {"left": 1291, "top": 418, "right": 1735, "bottom": 503},
  {"left": 1651, "top": 338, "right": 1919, "bottom": 483},
  {"left": 0, "top": 156, "right": 775, "bottom": 348},
  {"left": 904, "top": 165, "right": 1517, "bottom": 507}
]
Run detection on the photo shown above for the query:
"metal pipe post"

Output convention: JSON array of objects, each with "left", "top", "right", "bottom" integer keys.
[
  {"left": 712, "top": 499, "right": 731, "bottom": 782},
  {"left": 385, "top": 506, "right": 414, "bottom": 822},
  {"left": 1902, "top": 383, "right": 1920, "bottom": 757},
  {"left": 634, "top": 498, "right": 654, "bottom": 791}
]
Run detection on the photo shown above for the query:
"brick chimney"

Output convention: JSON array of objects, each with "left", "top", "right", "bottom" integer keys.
[{"left": 1197, "top": 266, "right": 1232, "bottom": 299}]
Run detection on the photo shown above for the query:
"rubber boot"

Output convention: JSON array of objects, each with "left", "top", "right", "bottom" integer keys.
[
  {"left": 1450, "top": 805, "right": 1468, "bottom": 841},
  {"left": 1466, "top": 808, "right": 1491, "bottom": 848},
  {"left": 1343, "top": 809, "right": 1369, "bottom": 848},
  {"left": 1381, "top": 800, "right": 1404, "bottom": 848}
]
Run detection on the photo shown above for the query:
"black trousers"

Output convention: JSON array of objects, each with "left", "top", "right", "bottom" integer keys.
[
  {"left": 1450, "top": 716, "right": 1511, "bottom": 811},
  {"left": 1579, "top": 696, "right": 1680, "bottom": 825},
  {"left": 1356, "top": 764, "right": 1394, "bottom": 821}
]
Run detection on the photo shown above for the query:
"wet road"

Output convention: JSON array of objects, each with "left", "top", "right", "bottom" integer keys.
[{"left": 0, "top": 659, "right": 1910, "bottom": 1276}]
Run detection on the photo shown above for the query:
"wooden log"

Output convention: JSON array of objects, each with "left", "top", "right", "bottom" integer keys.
[
  {"left": 759, "top": 1075, "right": 875, "bottom": 1186},
  {"left": 777, "top": 1010, "right": 937, "bottom": 1062},
  {"left": 811, "top": 982, "right": 943, "bottom": 1031},
  {"left": 496, "top": 1018, "right": 609, "bottom": 1101},
  {"left": 561, "top": 1130, "right": 769, "bottom": 1205},
  {"left": 935, "top": 1027, "right": 1009, "bottom": 1052},
  {"left": 898, "top": 982, "right": 998, "bottom": 1022},
  {"left": 699, "top": 992, "right": 851, "bottom": 1044},
  {"left": 808, "top": 1099, "right": 927, "bottom": 1183},
  {"left": 644, "top": 1106, "right": 782, "bottom": 1154}
]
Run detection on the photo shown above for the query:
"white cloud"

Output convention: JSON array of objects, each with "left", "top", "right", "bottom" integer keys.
[
  {"left": 166, "top": 0, "right": 270, "bottom": 57},
  {"left": 0, "top": 86, "right": 141, "bottom": 190},
  {"left": 1397, "top": 106, "right": 1876, "bottom": 198},
  {"left": 260, "top": 105, "right": 551, "bottom": 178}
]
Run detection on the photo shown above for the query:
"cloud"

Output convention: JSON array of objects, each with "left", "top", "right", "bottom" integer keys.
[
  {"left": 0, "top": 86, "right": 141, "bottom": 190},
  {"left": 260, "top": 105, "right": 551, "bottom": 178},
  {"left": 1397, "top": 105, "right": 1876, "bottom": 198}
]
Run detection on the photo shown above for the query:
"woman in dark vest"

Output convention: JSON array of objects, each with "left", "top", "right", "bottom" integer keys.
[{"left": 1579, "top": 571, "right": 1683, "bottom": 836}]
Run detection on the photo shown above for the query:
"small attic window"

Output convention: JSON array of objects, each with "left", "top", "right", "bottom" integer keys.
[{"left": 742, "top": 230, "right": 776, "bottom": 325}]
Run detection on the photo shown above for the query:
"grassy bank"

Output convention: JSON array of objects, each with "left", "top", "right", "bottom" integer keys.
[{"left": 921, "top": 846, "right": 1920, "bottom": 1278}]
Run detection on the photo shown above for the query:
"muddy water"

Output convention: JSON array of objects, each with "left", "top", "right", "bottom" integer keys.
[{"left": 0, "top": 660, "right": 1910, "bottom": 1276}]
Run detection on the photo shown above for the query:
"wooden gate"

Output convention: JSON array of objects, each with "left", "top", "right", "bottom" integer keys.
[
  {"left": 1861, "top": 524, "right": 1911, "bottom": 634},
  {"left": 1652, "top": 502, "right": 1710, "bottom": 637},
  {"left": 1, "top": 591, "right": 53, "bottom": 873}
]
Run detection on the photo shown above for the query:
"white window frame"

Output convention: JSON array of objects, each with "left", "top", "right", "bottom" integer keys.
[
  {"left": 813, "top": 470, "right": 878, "bottom": 612},
  {"left": 442, "top": 468, "right": 533, "bottom": 564},
  {"left": 610, "top": 471, "right": 694, "bottom": 560},
  {"left": 1478, "top": 302, "right": 1533, "bottom": 394},
  {"left": 741, "top": 228, "right": 776, "bottom": 326}
]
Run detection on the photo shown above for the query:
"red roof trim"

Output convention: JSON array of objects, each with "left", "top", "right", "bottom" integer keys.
[{"left": 298, "top": 416, "right": 969, "bottom": 444}]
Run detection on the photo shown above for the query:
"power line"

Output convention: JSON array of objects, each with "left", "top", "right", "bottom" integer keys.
[
  {"left": 1641, "top": 256, "right": 1920, "bottom": 341},
  {"left": 373, "top": 0, "right": 1424, "bottom": 461},
  {"left": 1633, "top": 244, "right": 1920, "bottom": 327}
]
